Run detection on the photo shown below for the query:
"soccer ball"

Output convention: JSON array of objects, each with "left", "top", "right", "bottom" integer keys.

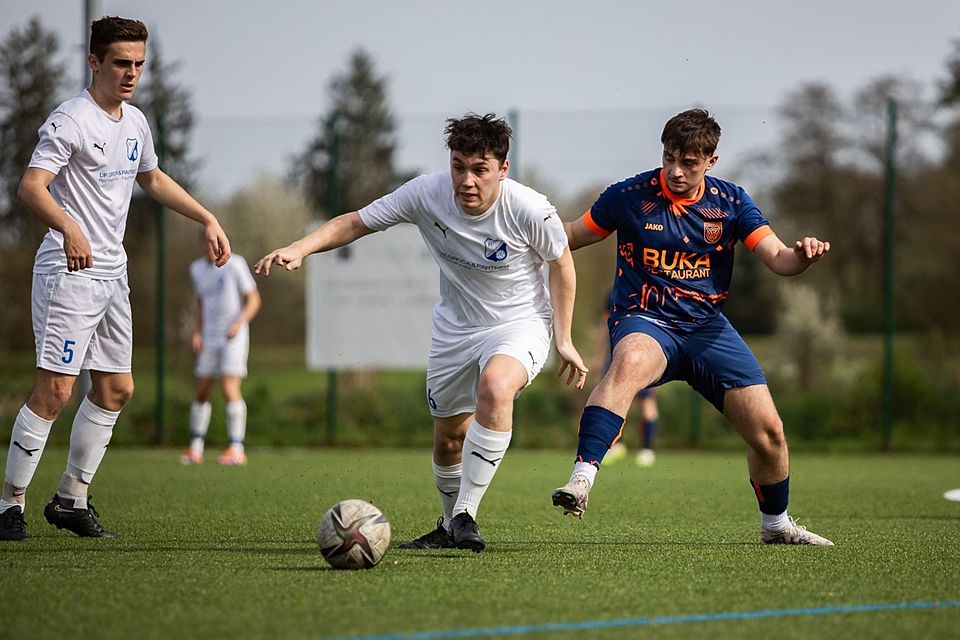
[{"left": 316, "top": 499, "right": 391, "bottom": 570}]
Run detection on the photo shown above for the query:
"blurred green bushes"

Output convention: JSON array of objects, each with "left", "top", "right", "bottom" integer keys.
[{"left": 1, "top": 332, "right": 957, "bottom": 453}]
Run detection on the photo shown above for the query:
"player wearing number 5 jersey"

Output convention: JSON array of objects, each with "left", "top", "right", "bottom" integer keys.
[
  {"left": 552, "top": 109, "right": 834, "bottom": 546},
  {"left": 257, "top": 113, "right": 588, "bottom": 553},
  {"left": 0, "top": 17, "right": 231, "bottom": 541}
]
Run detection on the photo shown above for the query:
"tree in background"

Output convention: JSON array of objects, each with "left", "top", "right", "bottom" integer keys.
[
  {"left": 292, "top": 49, "right": 407, "bottom": 218},
  {"left": 132, "top": 36, "right": 199, "bottom": 189},
  {"left": 938, "top": 39, "right": 960, "bottom": 164},
  {"left": 894, "top": 40, "right": 960, "bottom": 334},
  {"left": 200, "top": 175, "right": 312, "bottom": 346},
  {"left": 0, "top": 16, "right": 65, "bottom": 248},
  {"left": 127, "top": 35, "right": 201, "bottom": 345},
  {"left": 764, "top": 83, "right": 892, "bottom": 331},
  {"left": 0, "top": 17, "right": 65, "bottom": 349}
]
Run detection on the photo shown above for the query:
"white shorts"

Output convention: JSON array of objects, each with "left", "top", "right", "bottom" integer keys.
[
  {"left": 32, "top": 272, "right": 133, "bottom": 375},
  {"left": 195, "top": 327, "right": 249, "bottom": 378},
  {"left": 425, "top": 314, "right": 551, "bottom": 418}
]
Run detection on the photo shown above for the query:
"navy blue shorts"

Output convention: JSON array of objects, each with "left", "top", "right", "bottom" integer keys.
[{"left": 609, "top": 313, "right": 765, "bottom": 412}]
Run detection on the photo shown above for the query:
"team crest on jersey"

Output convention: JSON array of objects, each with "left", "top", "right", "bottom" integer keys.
[
  {"left": 703, "top": 222, "right": 723, "bottom": 244},
  {"left": 126, "top": 138, "right": 139, "bottom": 161},
  {"left": 484, "top": 238, "right": 508, "bottom": 262}
]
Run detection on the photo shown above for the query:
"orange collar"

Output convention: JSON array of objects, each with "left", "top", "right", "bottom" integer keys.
[{"left": 659, "top": 168, "right": 704, "bottom": 216}]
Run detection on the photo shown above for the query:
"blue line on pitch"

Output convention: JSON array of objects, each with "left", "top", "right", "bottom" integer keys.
[{"left": 327, "top": 600, "right": 960, "bottom": 640}]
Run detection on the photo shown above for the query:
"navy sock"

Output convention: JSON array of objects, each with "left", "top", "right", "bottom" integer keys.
[
  {"left": 751, "top": 476, "right": 790, "bottom": 515},
  {"left": 641, "top": 419, "right": 657, "bottom": 449},
  {"left": 575, "top": 406, "right": 624, "bottom": 468}
]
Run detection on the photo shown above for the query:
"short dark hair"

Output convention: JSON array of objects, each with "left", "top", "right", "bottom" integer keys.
[
  {"left": 444, "top": 113, "right": 511, "bottom": 163},
  {"left": 660, "top": 108, "right": 721, "bottom": 158},
  {"left": 90, "top": 16, "right": 149, "bottom": 61}
]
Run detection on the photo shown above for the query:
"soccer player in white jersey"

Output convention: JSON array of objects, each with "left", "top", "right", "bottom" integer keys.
[
  {"left": 180, "top": 244, "right": 261, "bottom": 466},
  {"left": 256, "top": 113, "right": 588, "bottom": 552},
  {"left": 0, "top": 17, "right": 231, "bottom": 541}
]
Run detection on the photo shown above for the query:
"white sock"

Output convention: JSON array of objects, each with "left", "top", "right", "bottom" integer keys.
[
  {"left": 226, "top": 400, "right": 246, "bottom": 451},
  {"left": 432, "top": 461, "right": 461, "bottom": 529},
  {"left": 572, "top": 461, "right": 597, "bottom": 486},
  {"left": 761, "top": 510, "right": 790, "bottom": 532},
  {"left": 2, "top": 405, "right": 55, "bottom": 510},
  {"left": 189, "top": 401, "right": 212, "bottom": 454},
  {"left": 65, "top": 397, "right": 118, "bottom": 486},
  {"left": 453, "top": 421, "right": 511, "bottom": 519}
]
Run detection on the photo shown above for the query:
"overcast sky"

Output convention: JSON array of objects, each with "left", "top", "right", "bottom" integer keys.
[{"left": 5, "top": 1, "right": 960, "bottom": 199}]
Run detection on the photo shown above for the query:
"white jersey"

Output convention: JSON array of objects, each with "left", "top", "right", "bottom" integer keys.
[
  {"left": 359, "top": 172, "right": 567, "bottom": 327},
  {"left": 190, "top": 255, "right": 257, "bottom": 345},
  {"left": 29, "top": 89, "right": 159, "bottom": 279}
]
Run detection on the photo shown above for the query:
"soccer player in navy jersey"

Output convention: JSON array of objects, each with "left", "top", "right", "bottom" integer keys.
[{"left": 552, "top": 109, "right": 833, "bottom": 545}]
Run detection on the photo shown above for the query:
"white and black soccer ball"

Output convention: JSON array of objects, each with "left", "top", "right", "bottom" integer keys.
[{"left": 316, "top": 499, "right": 391, "bottom": 570}]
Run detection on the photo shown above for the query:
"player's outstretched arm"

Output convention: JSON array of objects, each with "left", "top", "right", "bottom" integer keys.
[
  {"left": 136, "top": 168, "right": 231, "bottom": 266},
  {"left": 548, "top": 247, "right": 589, "bottom": 390},
  {"left": 254, "top": 212, "right": 376, "bottom": 276},
  {"left": 753, "top": 232, "right": 830, "bottom": 276},
  {"left": 18, "top": 168, "right": 94, "bottom": 271}
]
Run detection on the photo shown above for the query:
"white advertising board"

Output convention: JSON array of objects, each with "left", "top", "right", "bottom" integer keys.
[{"left": 306, "top": 225, "right": 438, "bottom": 370}]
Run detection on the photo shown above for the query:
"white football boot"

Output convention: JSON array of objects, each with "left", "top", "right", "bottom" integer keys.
[
  {"left": 551, "top": 474, "right": 592, "bottom": 518},
  {"left": 760, "top": 517, "right": 834, "bottom": 546}
]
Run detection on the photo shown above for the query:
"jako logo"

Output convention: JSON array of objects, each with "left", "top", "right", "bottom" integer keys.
[
  {"left": 644, "top": 223, "right": 664, "bottom": 231},
  {"left": 126, "top": 138, "right": 139, "bottom": 162},
  {"left": 484, "top": 238, "right": 508, "bottom": 262}
]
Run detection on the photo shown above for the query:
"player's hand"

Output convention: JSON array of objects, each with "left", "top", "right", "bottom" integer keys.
[
  {"left": 555, "top": 343, "right": 589, "bottom": 390},
  {"left": 205, "top": 221, "right": 231, "bottom": 267},
  {"left": 62, "top": 221, "right": 93, "bottom": 272},
  {"left": 191, "top": 332, "right": 203, "bottom": 355},
  {"left": 226, "top": 322, "right": 242, "bottom": 339},
  {"left": 793, "top": 237, "right": 830, "bottom": 263},
  {"left": 255, "top": 247, "right": 303, "bottom": 276}
]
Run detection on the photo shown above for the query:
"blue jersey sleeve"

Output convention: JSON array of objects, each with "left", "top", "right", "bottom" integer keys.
[
  {"left": 586, "top": 183, "right": 621, "bottom": 233},
  {"left": 735, "top": 188, "right": 771, "bottom": 243}
]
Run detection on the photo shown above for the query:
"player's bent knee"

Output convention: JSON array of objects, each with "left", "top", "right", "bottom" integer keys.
[
  {"left": 92, "top": 381, "right": 134, "bottom": 411},
  {"left": 476, "top": 377, "right": 518, "bottom": 412},
  {"left": 752, "top": 423, "right": 787, "bottom": 456}
]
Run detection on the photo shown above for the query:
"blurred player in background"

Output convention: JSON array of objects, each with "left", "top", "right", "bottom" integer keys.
[
  {"left": 256, "top": 113, "right": 587, "bottom": 553},
  {"left": 0, "top": 17, "right": 230, "bottom": 541},
  {"left": 552, "top": 108, "right": 834, "bottom": 546},
  {"left": 180, "top": 238, "right": 260, "bottom": 467},
  {"left": 604, "top": 389, "right": 659, "bottom": 467}
]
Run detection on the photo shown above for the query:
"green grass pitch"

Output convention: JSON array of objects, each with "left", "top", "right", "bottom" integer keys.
[{"left": 1, "top": 449, "right": 958, "bottom": 639}]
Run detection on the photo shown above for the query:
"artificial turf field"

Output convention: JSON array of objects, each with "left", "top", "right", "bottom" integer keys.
[{"left": 1, "top": 449, "right": 957, "bottom": 640}]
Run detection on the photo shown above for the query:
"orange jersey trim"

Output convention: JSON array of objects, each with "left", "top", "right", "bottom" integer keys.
[
  {"left": 583, "top": 209, "right": 613, "bottom": 238},
  {"left": 744, "top": 225, "right": 774, "bottom": 251},
  {"left": 659, "top": 168, "right": 705, "bottom": 216}
]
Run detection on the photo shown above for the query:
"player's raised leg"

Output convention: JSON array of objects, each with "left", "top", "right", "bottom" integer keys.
[
  {"left": 554, "top": 332, "right": 664, "bottom": 517},
  {"left": 724, "top": 385, "right": 833, "bottom": 546}
]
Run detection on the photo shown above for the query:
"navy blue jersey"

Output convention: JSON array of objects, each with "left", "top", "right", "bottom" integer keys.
[{"left": 586, "top": 168, "right": 773, "bottom": 327}]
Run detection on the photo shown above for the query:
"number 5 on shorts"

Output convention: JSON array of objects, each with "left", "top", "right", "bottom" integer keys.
[{"left": 62, "top": 339, "right": 76, "bottom": 364}]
